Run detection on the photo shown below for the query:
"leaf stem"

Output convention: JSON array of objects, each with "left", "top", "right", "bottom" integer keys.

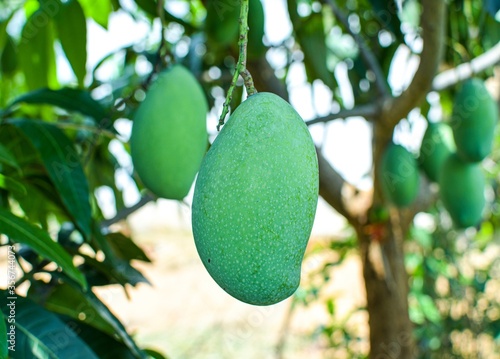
[{"left": 217, "top": 0, "right": 257, "bottom": 131}]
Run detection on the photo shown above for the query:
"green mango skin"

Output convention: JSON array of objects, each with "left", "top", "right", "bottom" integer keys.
[
  {"left": 192, "top": 92, "right": 319, "bottom": 306},
  {"left": 451, "top": 78, "right": 498, "bottom": 162},
  {"left": 130, "top": 65, "right": 208, "bottom": 200},
  {"left": 379, "top": 143, "right": 420, "bottom": 207},
  {"left": 419, "top": 122, "right": 455, "bottom": 182},
  {"left": 438, "top": 153, "right": 485, "bottom": 228}
]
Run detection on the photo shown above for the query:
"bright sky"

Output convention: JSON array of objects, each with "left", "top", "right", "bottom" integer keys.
[{"left": 12, "top": 0, "right": 430, "bottom": 235}]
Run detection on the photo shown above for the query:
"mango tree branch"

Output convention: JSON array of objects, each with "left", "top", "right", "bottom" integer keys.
[
  {"left": 317, "top": 149, "right": 361, "bottom": 225},
  {"left": 217, "top": 0, "right": 257, "bottom": 131},
  {"left": 382, "top": 0, "right": 446, "bottom": 130},
  {"left": 321, "top": 0, "right": 389, "bottom": 97},
  {"left": 432, "top": 41, "right": 500, "bottom": 91},
  {"left": 305, "top": 103, "right": 379, "bottom": 126},
  {"left": 100, "top": 192, "right": 156, "bottom": 230}
]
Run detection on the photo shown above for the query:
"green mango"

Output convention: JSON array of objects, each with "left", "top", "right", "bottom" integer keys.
[
  {"left": 379, "top": 143, "right": 419, "bottom": 207},
  {"left": 192, "top": 92, "right": 319, "bottom": 306},
  {"left": 419, "top": 122, "right": 455, "bottom": 182},
  {"left": 451, "top": 78, "right": 498, "bottom": 162},
  {"left": 130, "top": 65, "right": 208, "bottom": 200},
  {"left": 438, "top": 153, "right": 485, "bottom": 228}
]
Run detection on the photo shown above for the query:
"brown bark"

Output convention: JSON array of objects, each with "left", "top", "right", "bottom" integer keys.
[{"left": 356, "top": 216, "right": 415, "bottom": 358}]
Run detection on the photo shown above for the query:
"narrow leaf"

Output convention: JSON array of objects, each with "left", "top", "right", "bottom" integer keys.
[
  {"left": 18, "top": 9, "right": 58, "bottom": 90},
  {"left": 78, "top": 0, "right": 112, "bottom": 29},
  {"left": 287, "top": 2, "right": 336, "bottom": 89},
  {"left": 9, "top": 88, "right": 109, "bottom": 122},
  {"left": 81, "top": 254, "right": 150, "bottom": 287},
  {"left": 144, "top": 349, "right": 169, "bottom": 359},
  {"left": 31, "top": 280, "right": 147, "bottom": 359},
  {"left": 0, "top": 142, "right": 20, "bottom": 170},
  {"left": 0, "top": 293, "right": 98, "bottom": 359},
  {"left": 0, "top": 174, "right": 27, "bottom": 196},
  {"left": 135, "top": 0, "right": 158, "bottom": 17},
  {"left": 0, "top": 11, "right": 15, "bottom": 53},
  {"left": 12, "top": 119, "right": 92, "bottom": 239},
  {"left": 58, "top": 319, "right": 146, "bottom": 359},
  {"left": 29, "top": 281, "right": 115, "bottom": 337},
  {"left": 367, "top": 0, "right": 402, "bottom": 40},
  {"left": 0, "top": 311, "right": 7, "bottom": 359},
  {"left": 1, "top": 35, "right": 18, "bottom": 76},
  {"left": 54, "top": 0, "right": 87, "bottom": 86},
  {"left": 0, "top": 208, "right": 87, "bottom": 289},
  {"left": 106, "top": 232, "right": 151, "bottom": 262}
]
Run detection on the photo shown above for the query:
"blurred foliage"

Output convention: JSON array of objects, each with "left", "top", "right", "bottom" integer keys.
[{"left": 0, "top": 0, "right": 499, "bottom": 358}]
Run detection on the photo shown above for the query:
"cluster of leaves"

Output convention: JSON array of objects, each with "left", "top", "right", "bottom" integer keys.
[
  {"left": 0, "top": 0, "right": 206, "bottom": 358},
  {"left": 405, "top": 131, "right": 500, "bottom": 358}
]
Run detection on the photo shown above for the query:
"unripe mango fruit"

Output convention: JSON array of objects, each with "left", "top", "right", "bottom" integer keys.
[
  {"left": 451, "top": 78, "right": 498, "bottom": 162},
  {"left": 419, "top": 122, "right": 454, "bottom": 182},
  {"left": 379, "top": 143, "right": 419, "bottom": 207},
  {"left": 438, "top": 153, "right": 485, "bottom": 228},
  {"left": 192, "top": 92, "right": 319, "bottom": 306},
  {"left": 130, "top": 65, "right": 208, "bottom": 199}
]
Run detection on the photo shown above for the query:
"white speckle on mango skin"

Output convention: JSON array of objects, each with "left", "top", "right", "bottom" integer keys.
[{"left": 192, "top": 92, "right": 319, "bottom": 306}]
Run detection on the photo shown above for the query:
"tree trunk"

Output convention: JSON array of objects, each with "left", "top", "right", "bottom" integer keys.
[{"left": 357, "top": 219, "right": 415, "bottom": 359}]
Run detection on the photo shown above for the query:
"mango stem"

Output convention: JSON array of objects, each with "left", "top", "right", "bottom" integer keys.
[{"left": 217, "top": 0, "right": 258, "bottom": 131}]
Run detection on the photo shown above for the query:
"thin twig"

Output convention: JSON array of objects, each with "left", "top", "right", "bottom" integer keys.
[
  {"left": 305, "top": 103, "right": 379, "bottom": 126},
  {"left": 275, "top": 299, "right": 296, "bottom": 359},
  {"left": 100, "top": 192, "right": 156, "bottom": 229},
  {"left": 432, "top": 41, "right": 500, "bottom": 91},
  {"left": 322, "top": 0, "right": 389, "bottom": 96},
  {"left": 52, "top": 121, "right": 116, "bottom": 138},
  {"left": 217, "top": 0, "right": 257, "bottom": 130}
]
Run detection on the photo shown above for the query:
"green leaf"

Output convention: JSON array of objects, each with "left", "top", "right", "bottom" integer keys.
[
  {"left": 30, "top": 280, "right": 147, "bottom": 359},
  {"left": 0, "top": 10, "right": 15, "bottom": 52},
  {"left": 12, "top": 119, "right": 92, "bottom": 239},
  {"left": 58, "top": 318, "right": 146, "bottom": 359},
  {"left": 367, "top": 0, "right": 402, "bottom": 40},
  {"left": 1, "top": 35, "right": 17, "bottom": 76},
  {"left": 18, "top": 9, "right": 58, "bottom": 90},
  {"left": 54, "top": 0, "right": 87, "bottom": 86},
  {"left": 0, "top": 142, "right": 20, "bottom": 170},
  {"left": 0, "top": 174, "right": 27, "bottom": 196},
  {"left": 79, "top": 0, "right": 112, "bottom": 29},
  {"left": 135, "top": 0, "right": 158, "bottom": 17},
  {"left": 0, "top": 293, "right": 99, "bottom": 359},
  {"left": 0, "top": 208, "right": 87, "bottom": 289},
  {"left": 0, "top": 311, "right": 7, "bottom": 359},
  {"left": 288, "top": 3, "right": 336, "bottom": 89},
  {"left": 143, "top": 349, "right": 169, "bottom": 359},
  {"left": 81, "top": 254, "right": 150, "bottom": 287},
  {"left": 106, "top": 232, "right": 151, "bottom": 263},
  {"left": 9, "top": 88, "right": 109, "bottom": 122},
  {"left": 416, "top": 294, "right": 441, "bottom": 324}
]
